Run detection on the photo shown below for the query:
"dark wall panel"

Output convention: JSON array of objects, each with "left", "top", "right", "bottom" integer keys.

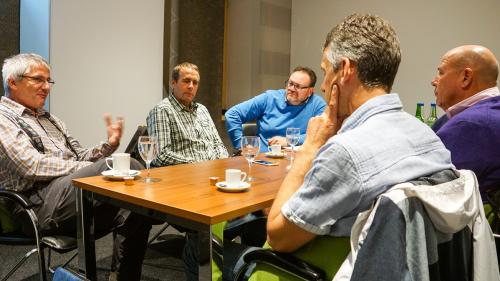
[
  {"left": 177, "top": 0, "right": 225, "bottom": 132},
  {"left": 0, "top": 0, "right": 20, "bottom": 96}
]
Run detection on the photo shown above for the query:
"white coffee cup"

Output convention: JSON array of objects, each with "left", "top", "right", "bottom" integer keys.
[
  {"left": 225, "top": 169, "right": 247, "bottom": 188},
  {"left": 268, "top": 144, "right": 281, "bottom": 155},
  {"left": 105, "top": 153, "right": 131, "bottom": 175}
]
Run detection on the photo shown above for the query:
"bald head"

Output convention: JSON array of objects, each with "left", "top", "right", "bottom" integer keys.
[
  {"left": 432, "top": 45, "right": 499, "bottom": 111},
  {"left": 445, "top": 45, "right": 499, "bottom": 86}
]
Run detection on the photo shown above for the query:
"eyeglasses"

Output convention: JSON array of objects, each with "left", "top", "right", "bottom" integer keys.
[
  {"left": 285, "top": 80, "right": 310, "bottom": 91},
  {"left": 21, "top": 75, "right": 55, "bottom": 86}
]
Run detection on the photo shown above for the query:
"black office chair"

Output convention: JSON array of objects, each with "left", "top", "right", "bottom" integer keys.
[
  {"left": 242, "top": 123, "right": 257, "bottom": 137},
  {"left": 232, "top": 123, "right": 258, "bottom": 157},
  {"left": 0, "top": 125, "right": 160, "bottom": 280},
  {"left": 124, "top": 124, "right": 148, "bottom": 166},
  {"left": 0, "top": 189, "right": 78, "bottom": 281}
]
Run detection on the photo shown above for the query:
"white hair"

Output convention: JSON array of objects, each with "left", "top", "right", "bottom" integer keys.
[{"left": 2, "top": 53, "right": 51, "bottom": 96}]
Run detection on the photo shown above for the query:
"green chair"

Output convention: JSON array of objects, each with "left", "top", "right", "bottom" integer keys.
[
  {"left": 234, "top": 236, "right": 350, "bottom": 281},
  {"left": 210, "top": 216, "right": 350, "bottom": 281},
  {"left": 211, "top": 221, "right": 227, "bottom": 281}
]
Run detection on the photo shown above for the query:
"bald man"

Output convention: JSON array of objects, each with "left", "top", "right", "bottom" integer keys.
[{"left": 431, "top": 45, "right": 500, "bottom": 199}]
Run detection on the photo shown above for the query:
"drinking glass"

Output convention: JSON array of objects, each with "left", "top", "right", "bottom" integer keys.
[
  {"left": 241, "top": 136, "right": 260, "bottom": 182},
  {"left": 138, "top": 136, "right": 161, "bottom": 183},
  {"left": 286, "top": 128, "right": 300, "bottom": 170}
]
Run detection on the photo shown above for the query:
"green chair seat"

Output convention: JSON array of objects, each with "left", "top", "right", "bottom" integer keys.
[{"left": 247, "top": 236, "right": 350, "bottom": 281}]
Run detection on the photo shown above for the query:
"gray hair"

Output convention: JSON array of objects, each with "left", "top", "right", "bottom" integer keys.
[
  {"left": 323, "top": 14, "right": 401, "bottom": 92},
  {"left": 2, "top": 53, "right": 51, "bottom": 96}
]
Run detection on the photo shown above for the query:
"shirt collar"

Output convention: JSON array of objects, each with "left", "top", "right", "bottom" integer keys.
[
  {"left": 0, "top": 96, "right": 48, "bottom": 117},
  {"left": 338, "top": 93, "right": 403, "bottom": 134},
  {"left": 169, "top": 92, "right": 198, "bottom": 112},
  {"left": 446, "top": 86, "right": 500, "bottom": 118}
]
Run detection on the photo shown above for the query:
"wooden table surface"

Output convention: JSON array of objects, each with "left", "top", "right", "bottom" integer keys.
[{"left": 72, "top": 155, "right": 289, "bottom": 225}]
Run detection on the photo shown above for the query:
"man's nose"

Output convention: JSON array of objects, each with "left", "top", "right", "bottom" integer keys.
[
  {"left": 431, "top": 78, "right": 437, "bottom": 87},
  {"left": 42, "top": 82, "right": 51, "bottom": 90}
]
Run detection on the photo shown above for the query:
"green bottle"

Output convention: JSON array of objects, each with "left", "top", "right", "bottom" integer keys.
[
  {"left": 415, "top": 102, "right": 425, "bottom": 122},
  {"left": 426, "top": 102, "right": 437, "bottom": 127}
]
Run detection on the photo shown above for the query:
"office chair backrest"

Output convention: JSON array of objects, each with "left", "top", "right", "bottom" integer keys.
[
  {"left": 125, "top": 125, "right": 148, "bottom": 166},
  {"left": 242, "top": 123, "right": 257, "bottom": 136}
]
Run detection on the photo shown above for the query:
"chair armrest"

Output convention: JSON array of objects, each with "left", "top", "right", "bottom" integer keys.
[
  {"left": 241, "top": 249, "right": 326, "bottom": 281},
  {"left": 0, "top": 190, "right": 34, "bottom": 209},
  {"left": 224, "top": 212, "right": 266, "bottom": 242}
]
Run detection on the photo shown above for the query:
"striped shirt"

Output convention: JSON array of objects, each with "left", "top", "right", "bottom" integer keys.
[
  {"left": 0, "top": 97, "right": 116, "bottom": 192},
  {"left": 146, "top": 93, "right": 228, "bottom": 167}
]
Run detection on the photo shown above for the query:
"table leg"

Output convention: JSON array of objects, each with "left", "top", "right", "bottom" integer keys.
[
  {"left": 76, "top": 189, "right": 97, "bottom": 280},
  {"left": 196, "top": 225, "right": 213, "bottom": 281}
]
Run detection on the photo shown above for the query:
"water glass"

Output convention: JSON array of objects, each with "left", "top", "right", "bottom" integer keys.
[
  {"left": 241, "top": 136, "right": 260, "bottom": 182},
  {"left": 138, "top": 136, "right": 161, "bottom": 183},
  {"left": 286, "top": 128, "right": 300, "bottom": 170}
]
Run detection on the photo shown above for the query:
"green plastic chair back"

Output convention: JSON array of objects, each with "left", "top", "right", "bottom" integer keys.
[
  {"left": 210, "top": 221, "right": 350, "bottom": 281},
  {"left": 212, "top": 221, "right": 227, "bottom": 281},
  {"left": 248, "top": 236, "right": 350, "bottom": 281},
  {"left": 485, "top": 203, "right": 494, "bottom": 225}
]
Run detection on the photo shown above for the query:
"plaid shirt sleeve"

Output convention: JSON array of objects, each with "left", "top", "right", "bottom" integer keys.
[{"left": 51, "top": 115, "right": 116, "bottom": 161}]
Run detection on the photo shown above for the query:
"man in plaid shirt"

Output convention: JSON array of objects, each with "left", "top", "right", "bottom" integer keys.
[
  {"left": 147, "top": 62, "right": 229, "bottom": 280},
  {"left": 147, "top": 62, "right": 228, "bottom": 166},
  {"left": 0, "top": 53, "right": 151, "bottom": 281}
]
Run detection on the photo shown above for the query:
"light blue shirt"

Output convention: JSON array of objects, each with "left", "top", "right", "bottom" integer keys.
[
  {"left": 225, "top": 89, "right": 326, "bottom": 152},
  {"left": 282, "top": 94, "right": 454, "bottom": 236}
]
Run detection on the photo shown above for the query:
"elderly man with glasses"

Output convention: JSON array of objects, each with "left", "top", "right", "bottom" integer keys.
[
  {"left": 0, "top": 53, "right": 152, "bottom": 281},
  {"left": 225, "top": 66, "right": 326, "bottom": 152}
]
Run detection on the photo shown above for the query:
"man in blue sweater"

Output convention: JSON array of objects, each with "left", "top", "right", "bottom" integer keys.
[
  {"left": 431, "top": 45, "right": 500, "bottom": 199},
  {"left": 225, "top": 66, "right": 326, "bottom": 152}
]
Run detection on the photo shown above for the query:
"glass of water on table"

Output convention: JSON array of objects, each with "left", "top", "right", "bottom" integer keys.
[
  {"left": 138, "top": 136, "right": 161, "bottom": 183},
  {"left": 286, "top": 128, "right": 300, "bottom": 170},
  {"left": 241, "top": 136, "right": 260, "bottom": 182}
]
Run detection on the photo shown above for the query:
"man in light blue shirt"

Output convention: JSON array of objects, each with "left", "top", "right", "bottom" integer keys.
[
  {"left": 266, "top": 14, "right": 454, "bottom": 252},
  {"left": 225, "top": 66, "right": 326, "bottom": 152}
]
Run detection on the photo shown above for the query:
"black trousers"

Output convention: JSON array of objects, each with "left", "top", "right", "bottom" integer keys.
[{"left": 17, "top": 158, "right": 152, "bottom": 281}]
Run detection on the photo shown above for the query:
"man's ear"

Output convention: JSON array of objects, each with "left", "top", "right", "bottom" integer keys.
[
  {"left": 339, "top": 58, "right": 354, "bottom": 85},
  {"left": 461, "top": 68, "right": 473, "bottom": 88},
  {"left": 171, "top": 78, "right": 178, "bottom": 89},
  {"left": 7, "top": 78, "right": 17, "bottom": 92},
  {"left": 307, "top": 87, "right": 314, "bottom": 97}
]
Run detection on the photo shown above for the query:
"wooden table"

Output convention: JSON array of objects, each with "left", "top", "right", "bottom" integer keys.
[{"left": 73, "top": 155, "right": 289, "bottom": 280}]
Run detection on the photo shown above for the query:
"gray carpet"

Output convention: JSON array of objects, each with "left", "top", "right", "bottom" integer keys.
[{"left": 0, "top": 225, "right": 211, "bottom": 281}]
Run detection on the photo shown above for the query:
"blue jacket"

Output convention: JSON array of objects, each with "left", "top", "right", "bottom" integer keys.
[{"left": 225, "top": 89, "right": 325, "bottom": 152}]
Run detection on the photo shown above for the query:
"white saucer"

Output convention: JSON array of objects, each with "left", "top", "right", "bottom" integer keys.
[
  {"left": 265, "top": 152, "right": 285, "bottom": 158},
  {"left": 102, "top": 170, "right": 141, "bottom": 180},
  {"left": 215, "top": 181, "right": 251, "bottom": 192}
]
